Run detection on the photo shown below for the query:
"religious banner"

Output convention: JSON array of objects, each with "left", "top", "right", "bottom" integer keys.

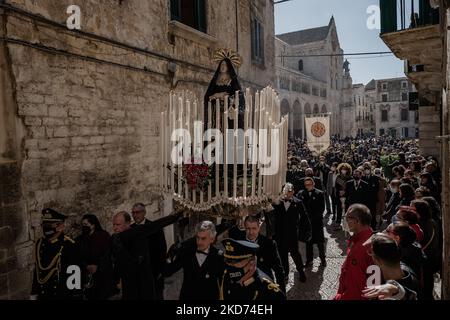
[{"left": 305, "top": 114, "right": 331, "bottom": 154}]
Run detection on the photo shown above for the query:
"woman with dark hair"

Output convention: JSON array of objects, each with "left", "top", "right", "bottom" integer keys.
[
  {"left": 419, "top": 172, "right": 439, "bottom": 203},
  {"left": 409, "top": 161, "right": 422, "bottom": 178},
  {"left": 77, "top": 214, "right": 115, "bottom": 300},
  {"left": 396, "top": 183, "right": 416, "bottom": 209},
  {"left": 404, "top": 169, "right": 419, "bottom": 189},
  {"left": 392, "top": 165, "right": 405, "bottom": 180},
  {"left": 394, "top": 206, "right": 424, "bottom": 243},
  {"left": 385, "top": 222, "right": 426, "bottom": 285},
  {"left": 415, "top": 186, "right": 431, "bottom": 199},
  {"left": 422, "top": 196, "right": 442, "bottom": 224},
  {"left": 411, "top": 200, "right": 441, "bottom": 300}
]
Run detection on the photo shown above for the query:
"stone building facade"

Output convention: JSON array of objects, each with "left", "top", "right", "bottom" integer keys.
[
  {"left": 0, "top": 0, "right": 275, "bottom": 299},
  {"left": 373, "top": 78, "right": 418, "bottom": 138},
  {"left": 352, "top": 83, "right": 375, "bottom": 136},
  {"left": 274, "top": 17, "right": 350, "bottom": 138}
]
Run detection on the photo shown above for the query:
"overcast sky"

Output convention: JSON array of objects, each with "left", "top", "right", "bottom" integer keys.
[{"left": 274, "top": 0, "right": 406, "bottom": 85}]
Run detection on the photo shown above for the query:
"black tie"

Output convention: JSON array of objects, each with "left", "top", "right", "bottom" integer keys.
[{"left": 196, "top": 250, "right": 208, "bottom": 255}]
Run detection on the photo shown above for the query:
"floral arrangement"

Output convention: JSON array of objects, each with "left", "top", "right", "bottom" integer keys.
[{"left": 182, "top": 160, "right": 212, "bottom": 192}]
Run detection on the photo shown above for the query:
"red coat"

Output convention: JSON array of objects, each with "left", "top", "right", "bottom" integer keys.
[{"left": 334, "top": 228, "right": 374, "bottom": 300}]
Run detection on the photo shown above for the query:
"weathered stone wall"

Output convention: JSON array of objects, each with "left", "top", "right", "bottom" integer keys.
[{"left": 0, "top": 0, "right": 275, "bottom": 299}]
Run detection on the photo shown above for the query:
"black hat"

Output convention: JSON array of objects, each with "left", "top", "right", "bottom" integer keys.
[
  {"left": 222, "top": 238, "right": 259, "bottom": 262},
  {"left": 42, "top": 208, "right": 67, "bottom": 223}
]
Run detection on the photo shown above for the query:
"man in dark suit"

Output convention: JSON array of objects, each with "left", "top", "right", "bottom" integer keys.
[
  {"left": 361, "top": 163, "right": 380, "bottom": 229},
  {"left": 111, "top": 210, "right": 182, "bottom": 300},
  {"left": 271, "top": 183, "right": 310, "bottom": 283},
  {"left": 345, "top": 168, "right": 370, "bottom": 211},
  {"left": 297, "top": 177, "right": 327, "bottom": 267},
  {"left": 163, "top": 221, "right": 224, "bottom": 300},
  {"left": 314, "top": 156, "right": 332, "bottom": 214},
  {"left": 131, "top": 203, "right": 167, "bottom": 300},
  {"left": 299, "top": 168, "right": 323, "bottom": 192},
  {"left": 231, "top": 214, "right": 286, "bottom": 292}
]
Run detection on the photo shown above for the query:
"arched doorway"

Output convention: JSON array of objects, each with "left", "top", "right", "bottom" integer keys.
[
  {"left": 313, "top": 104, "right": 320, "bottom": 114},
  {"left": 292, "top": 100, "right": 303, "bottom": 138},
  {"left": 304, "top": 103, "right": 312, "bottom": 115},
  {"left": 280, "top": 99, "right": 293, "bottom": 138}
]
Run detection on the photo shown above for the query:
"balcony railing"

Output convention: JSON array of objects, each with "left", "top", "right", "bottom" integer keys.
[{"left": 380, "top": 0, "right": 440, "bottom": 34}]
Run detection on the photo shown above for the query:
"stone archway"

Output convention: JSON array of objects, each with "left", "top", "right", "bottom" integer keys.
[
  {"left": 304, "top": 103, "right": 312, "bottom": 115},
  {"left": 292, "top": 100, "right": 303, "bottom": 138},
  {"left": 280, "top": 99, "right": 293, "bottom": 138},
  {"left": 313, "top": 104, "right": 320, "bottom": 114},
  {"left": 281, "top": 99, "right": 290, "bottom": 116}
]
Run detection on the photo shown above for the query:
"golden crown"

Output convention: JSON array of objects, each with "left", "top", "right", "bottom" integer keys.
[{"left": 213, "top": 48, "right": 242, "bottom": 69}]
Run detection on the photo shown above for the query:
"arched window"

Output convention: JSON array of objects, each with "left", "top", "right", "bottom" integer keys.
[
  {"left": 298, "top": 59, "right": 303, "bottom": 71},
  {"left": 304, "top": 103, "right": 312, "bottom": 114},
  {"left": 321, "top": 105, "right": 327, "bottom": 113},
  {"left": 281, "top": 99, "right": 290, "bottom": 116},
  {"left": 313, "top": 104, "right": 320, "bottom": 114}
]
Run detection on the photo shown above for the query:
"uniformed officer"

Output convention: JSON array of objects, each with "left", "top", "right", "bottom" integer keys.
[
  {"left": 230, "top": 215, "right": 286, "bottom": 293},
  {"left": 30, "top": 208, "right": 82, "bottom": 300},
  {"left": 219, "top": 239, "right": 285, "bottom": 300}
]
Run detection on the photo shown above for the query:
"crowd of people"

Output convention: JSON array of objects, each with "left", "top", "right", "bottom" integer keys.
[
  {"left": 287, "top": 134, "right": 442, "bottom": 300},
  {"left": 31, "top": 135, "right": 443, "bottom": 301}
]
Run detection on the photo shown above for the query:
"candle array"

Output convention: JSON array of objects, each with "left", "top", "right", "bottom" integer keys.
[{"left": 158, "top": 87, "right": 289, "bottom": 214}]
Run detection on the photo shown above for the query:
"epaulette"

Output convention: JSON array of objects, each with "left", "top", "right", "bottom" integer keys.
[{"left": 63, "top": 235, "right": 75, "bottom": 244}]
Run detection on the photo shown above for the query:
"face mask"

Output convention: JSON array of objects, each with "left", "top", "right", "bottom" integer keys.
[
  {"left": 43, "top": 225, "right": 57, "bottom": 238},
  {"left": 364, "top": 170, "right": 371, "bottom": 175},
  {"left": 226, "top": 265, "right": 245, "bottom": 283},
  {"left": 341, "top": 170, "right": 348, "bottom": 175},
  {"left": 390, "top": 187, "right": 398, "bottom": 193},
  {"left": 391, "top": 215, "right": 399, "bottom": 224},
  {"left": 82, "top": 226, "right": 92, "bottom": 236}
]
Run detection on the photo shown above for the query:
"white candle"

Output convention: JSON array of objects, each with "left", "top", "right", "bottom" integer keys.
[
  {"left": 224, "top": 96, "right": 229, "bottom": 199},
  {"left": 243, "top": 93, "right": 249, "bottom": 199},
  {"left": 208, "top": 100, "right": 212, "bottom": 203},
  {"left": 215, "top": 100, "right": 220, "bottom": 198},
  {"left": 186, "top": 99, "right": 191, "bottom": 165},
  {"left": 257, "top": 95, "right": 264, "bottom": 197},
  {"left": 160, "top": 112, "right": 164, "bottom": 189},
  {"left": 252, "top": 91, "right": 259, "bottom": 198},
  {"left": 170, "top": 93, "right": 175, "bottom": 193},
  {"left": 178, "top": 96, "right": 183, "bottom": 196},
  {"left": 233, "top": 98, "right": 238, "bottom": 200},
  {"left": 163, "top": 112, "right": 167, "bottom": 191}
]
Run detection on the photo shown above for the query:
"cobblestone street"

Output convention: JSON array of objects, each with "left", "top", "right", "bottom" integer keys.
[{"left": 286, "top": 214, "right": 347, "bottom": 300}]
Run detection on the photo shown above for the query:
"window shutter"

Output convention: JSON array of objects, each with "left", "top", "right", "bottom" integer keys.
[
  {"left": 260, "top": 22, "right": 264, "bottom": 63},
  {"left": 170, "top": 0, "right": 180, "bottom": 21},
  {"left": 196, "top": 0, "right": 207, "bottom": 33}
]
